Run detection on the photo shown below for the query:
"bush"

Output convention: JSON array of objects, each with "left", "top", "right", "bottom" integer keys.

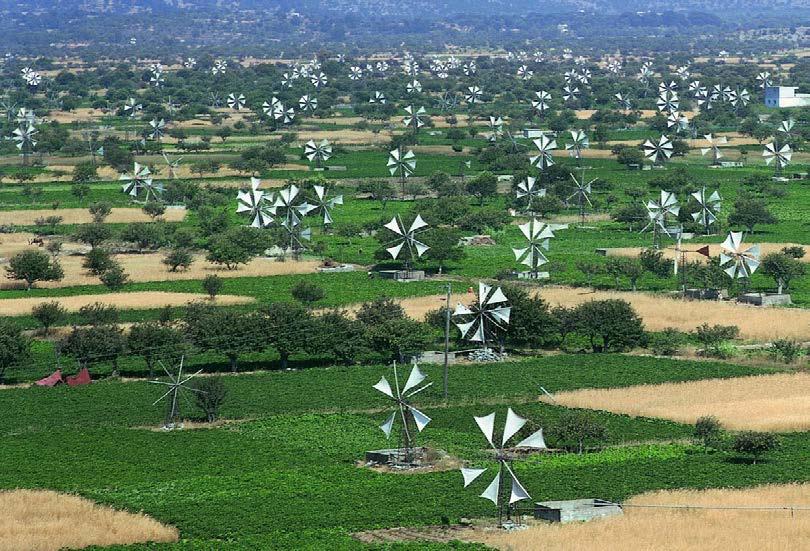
[
  {"left": 694, "top": 323, "right": 739, "bottom": 358},
  {"left": 647, "top": 328, "right": 686, "bottom": 356},
  {"left": 770, "top": 339, "right": 804, "bottom": 364},
  {"left": 162, "top": 248, "right": 194, "bottom": 272},
  {"left": 291, "top": 281, "right": 325, "bottom": 306},
  {"left": 78, "top": 302, "right": 119, "bottom": 326},
  {"left": 193, "top": 376, "right": 228, "bottom": 422},
  {"left": 83, "top": 248, "right": 115, "bottom": 276},
  {"left": 202, "top": 274, "right": 223, "bottom": 299},
  {"left": 32, "top": 301, "right": 67, "bottom": 336},
  {"left": 553, "top": 411, "right": 608, "bottom": 454},
  {"left": 694, "top": 416, "right": 724, "bottom": 448},
  {"left": 731, "top": 431, "right": 778, "bottom": 464},
  {"left": 100, "top": 261, "right": 128, "bottom": 290}
]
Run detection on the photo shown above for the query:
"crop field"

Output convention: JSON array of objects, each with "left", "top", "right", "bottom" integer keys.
[
  {"left": 543, "top": 372, "right": 810, "bottom": 432},
  {"left": 0, "top": 15, "right": 808, "bottom": 549}
]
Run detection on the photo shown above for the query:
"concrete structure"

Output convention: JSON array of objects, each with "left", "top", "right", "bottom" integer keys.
[
  {"left": 378, "top": 269, "right": 426, "bottom": 281},
  {"left": 764, "top": 86, "right": 810, "bottom": 108},
  {"left": 535, "top": 499, "right": 623, "bottom": 523},
  {"left": 738, "top": 293, "right": 792, "bottom": 307}
]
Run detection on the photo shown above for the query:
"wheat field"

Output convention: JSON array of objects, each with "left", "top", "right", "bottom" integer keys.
[
  {"left": 0, "top": 208, "right": 187, "bottom": 225},
  {"left": 605, "top": 243, "right": 810, "bottom": 264},
  {"left": 542, "top": 372, "right": 810, "bottom": 432},
  {"left": 0, "top": 489, "right": 178, "bottom": 551},
  {"left": 474, "top": 484, "right": 810, "bottom": 551}
]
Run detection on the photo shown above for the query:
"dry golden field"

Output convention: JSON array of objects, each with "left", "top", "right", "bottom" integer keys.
[
  {"left": 0, "top": 208, "right": 187, "bottom": 226},
  {"left": 605, "top": 243, "right": 810, "bottom": 263},
  {"left": 472, "top": 484, "right": 810, "bottom": 551},
  {"left": 0, "top": 489, "right": 178, "bottom": 551},
  {"left": 542, "top": 372, "right": 810, "bottom": 432},
  {"left": 0, "top": 291, "right": 253, "bottom": 316}
]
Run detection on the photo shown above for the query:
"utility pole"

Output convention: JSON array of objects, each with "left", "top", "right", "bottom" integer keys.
[{"left": 443, "top": 282, "right": 452, "bottom": 402}]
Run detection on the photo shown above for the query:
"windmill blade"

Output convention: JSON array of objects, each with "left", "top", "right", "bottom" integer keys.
[
  {"left": 478, "top": 282, "right": 492, "bottom": 307},
  {"left": 453, "top": 303, "right": 474, "bottom": 316},
  {"left": 505, "top": 463, "right": 532, "bottom": 504},
  {"left": 454, "top": 320, "right": 477, "bottom": 340},
  {"left": 373, "top": 376, "right": 394, "bottom": 398},
  {"left": 410, "top": 214, "right": 428, "bottom": 233},
  {"left": 502, "top": 407, "right": 527, "bottom": 446},
  {"left": 380, "top": 411, "right": 396, "bottom": 438},
  {"left": 408, "top": 406, "right": 432, "bottom": 432},
  {"left": 480, "top": 470, "right": 501, "bottom": 505},
  {"left": 516, "top": 428, "right": 547, "bottom": 449},
  {"left": 461, "top": 467, "right": 487, "bottom": 487},
  {"left": 386, "top": 242, "right": 405, "bottom": 260},
  {"left": 384, "top": 217, "right": 403, "bottom": 235},
  {"left": 487, "top": 287, "right": 509, "bottom": 305},
  {"left": 474, "top": 412, "right": 496, "bottom": 447},
  {"left": 402, "top": 365, "right": 427, "bottom": 395}
]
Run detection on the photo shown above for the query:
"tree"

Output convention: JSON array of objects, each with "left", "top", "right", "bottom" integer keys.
[
  {"left": 71, "top": 183, "right": 91, "bottom": 202},
  {"left": 83, "top": 248, "right": 115, "bottom": 276},
  {"left": 128, "top": 321, "right": 187, "bottom": 377},
  {"left": 32, "top": 301, "right": 67, "bottom": 336},
  {"left": 359, "top": 180, "right": 395, "bottom": 209},
  {"left": 553, "top": 411, "right": 608, "bottom": 453},
  {"left": 639, "top": 248, "right": 672, "bottom": 278},
  {"left": 183, "top": 302, "right": 252, "bottom": 372},
  {"left": 356, "top": 297, "right": 406, "bottom": 326},
  {"left": 120, "top": 222, "right": 166, "bottom": 250},
  {"left": 426, "top": 171, "right": 464, "bottom": 197},
  {"left": 500, "top": 285, "right": 560, "bottom": 349},
  {"left": 366, "top": 318, "right": 434, "bottom": 363},
  {"left": 72, "top": 161, "right": 98, "bottom": 183},
  {"left": 100, "top": 261, "right": 128, "bottom": 290},
  {"left": 694, "top": 323, "right": 739, "bottom": 358},
  {"left": 193, "top": 376, "right": 228, "bottom": 422},
  {"left": 6, "top": 250, "right": 64, "bottom": 290},
  {"left": 727, "top": 196, "right": 777, "bottom": 233},
  {"left": 78, "top": 302, "right": 119, "bottom": 326},
  {"left": 255, "top": 302, "right": 314, "bottom": 370},
  {"left": 732, "top": 431, "right": 778, "bottom": 464},
  {"left": 466, "top": 171, "right": 498, "bottom": 206},
  {"left": 694, "top": 416, "right": 724, "bottom": 449},
  {"left": 576, "top": 260, "right": 601, "bottom": 287},
  {"left": 761, "top": 252, "right": 805, "bottom": 294},
  {"left": 215, "top": 126, "right": 233, "bottom": 142},
  {"left": 0, "top": 321, "right": 32, "bottom": 383},
  {"left": 89, "top": 201, "right": 112, "bottom": 223},
  {"left": 142, "top": 201, "right": 166, "bottom": 219},
  {"left": 614, "top": 145, "right": 644, "bottom": 167},
  {"left": 163, "top": 248, "right": 194, "bottom": 272},
  {"left": 202, "top": 274, "right": 223, "bottom": 299},
  {"left": 312, "top": 310, "right": 369, "bottom": 365},
  {"left": 291, "top": 280, "right": 325, "bottom": 307},
  {"left": 422, "top": 227, "right": 465, "bottom": 273},
  {"left": 74, "top": 223, "right": 112, "bottom": 249},
  {"left": 60, "top": 325, "right": 126, "bottom": 375},
  {"left": 612, "top": 203, "right": 647, "bottom": 230},
  {"left": 205, "top": 227, "right": 264, "bottom": 270},
  {"left": 573, "top": 299, "right": 645, "bottom": 352}
]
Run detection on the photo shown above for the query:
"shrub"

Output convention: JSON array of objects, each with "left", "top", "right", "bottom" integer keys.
[
  {"left": 32, "top": 301, "right": 67, "bottom": 336},
  {"left": 694, "top": 323, "right": 739, "bottom": 358},
  {"left": 193, "top": 376, "right": 228, "bottom": 422},
  {"left": 6, "top": 250, "right": 64, "bottom": 290},
  {"left": 83, "top": 248, "right": 115, "bottom": 276},
  {"left": 694, "top": 416, "right": 724, "bottom": 448},
  {"left": 100, "top": 261, "right": 128, "bottom": 290},
  {"left": 553, "top": 411, "right": 608, "bottom": 454},
  {"left": 162, "top": 248, "right": 194, "bottom": 272},
  {"left": 731, "top": 431, "right": 778, "bottom": 464},
  {"left": 770, "top": 339, "right": 804, "bottom": 364},
  {"left": 202, "top": 274, "right": 223, "bottom": 299},
  {"left": 647, "top": 328, "right": 686, "bottom": 356},
  {"left": 291, "top": 281, "right": 325, "bottom": 306},
  {"left": 78, "top": 302, "right": 119, "bottom": 326}
]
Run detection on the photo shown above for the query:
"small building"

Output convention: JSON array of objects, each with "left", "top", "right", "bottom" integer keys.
[
  {"left": 535, "top": 499, "right": 623, "bottom": 523},
  {"left": 764, "top": 86, "right": 810, "bottom": 108},
  {"left": 523, "top": 129, "right": 555, "bottom": 139}
]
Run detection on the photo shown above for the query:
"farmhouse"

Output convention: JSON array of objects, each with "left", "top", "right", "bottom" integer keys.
[{"left": 764, "top": 86, "right": 810, "bottom": 108}]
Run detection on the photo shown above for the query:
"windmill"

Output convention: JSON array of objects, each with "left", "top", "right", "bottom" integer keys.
[
  {"left": 728, "top": 88, "right": 750, "bottom": 110},
  {"left": 562, "top": 84, "right": 579, "bottom": 103},
  {"left": 183, "top": 57, "right": 197, "bottom": 69},
  {"left": 643, "top": 135, "right": 674, "bottom": 165},
  {"left": 162, "top": 152, "right": 183, "bottom": 179},
  {"left": 383, "top": 214, "right": 430, "bottom": 273},
  {"left": 299, "top": 94, "right": 318, "bottom": 113},
  {"left": 460, "top": 408, "right": 547, "bottom": 526},
  {"left": 310, "top": 184, "right": 343, "bottom": 227},
  {"left": 512, "top": 219, "right": 555, "bottom": 279},
  {"left": 373, "top": 362, "right": 433, "bottom": 464},
  {"left": 273, "top": 184, "right": 315, "bottom": 255},
  {"left": 515, "top": 176, "right": 546, "bottom": 213},
  {"left": 349, "top": 66, "right": 363, "bottom": 80},
  {"left": 778, "top": 119, "right": 796, "bottom": 142},
  {"left": 568, "top": 173, "right": 595, "bottom": 224},
  {"left": 487, "top": 116, "right": 504, "bottom": 142},
  {"left": 701, "top": 134, "right": 727, "bottom": 165},
  {"left": 227, "top": 93, "right": 246, "bottom": 111},
  {"left": 566, "top": 129, "right": 589, "bottom": 162},
  {"left": 387, "top": 148, "right": 416, "bottom": 190},
  {"left": 465, "top": 86, "right": 482, "bottom": 105},
  {"left": 656, "top": 91, "right": 679, "bottom": 114},
  {"left": 304, "top": 139, "right": 332, "bottom": 168},
  {"left": 532, "top": 91, "right": 551, "bottom": 117},
  {"left": 211, "top": 59, "right": 227, "bottom": 75},
  {"left": 370, "top": 91, "right": 386, "bottom": 104},
  {"left": 756, "top": 71, "right": 772, "bottom": 90},
  {"left": 148, "top": 118, "right": 166, "bottom": 141},
  {"left": 615, "top": 93, "right": 632, "bottom": 110},
  {"left": 406, "top": 80, "right": 422, "bottom": 94},
  {"left": 530, "top": 134, "right": 557, "bottom": 170},
  {"left": 691, "top": 187, "right": 721, "bottom": 235},
  {"left": 12, "top": 123, "right": 37, "bottom": 165},
  {"left": 149, "top": 357, "right": 204, "bottom": 429},
  {"left": 120, "top": 162, "right": 162, "bottom": 202},
  {"left": 763, "top": 142, "right": 791, "bottom": 173},
  {"left": 720, "top": 231, "right": 760, "bottom": 280},
  {"left": 402, "top": 105, "right": 426, "bottom": 131},
  {"left": 310, "top": 72, "right": 328, "bottom": 88},
  {"left": 452, "top": 282, "right": 510, "bottom": 349},
  {"left": 643, "top": 190, "right": 680, "bottom": 248},
  {"left": 516, "top": 65, "right": 533, "bottom": 80},
  {"left": 236, "top": 177, "right": 274, "bottom": 228}
]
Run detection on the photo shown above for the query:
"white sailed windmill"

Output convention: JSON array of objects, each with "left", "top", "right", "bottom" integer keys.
[
  {"left": 756, "top": 71, "right": 772, "bottom": 90},
  {"left": 568, "top": 173, "right": 595, "bottom": 224},
  {"left": 123, "top": 97, "right": 142, "bottom": 119},
  {"left": 516, "top": 176, "right": 546, "bottom": 213},
  {"left": 530, "top": 134, "right": 557, "bottom": 170},
  {"left": 513, "top": 219, "right": 555, "bottom": 279},
  {"left": 162, "top": 152, "right": 183, "bottom": 179},
  {"left": 383, "top": 214, "right": 430, "bottom": 264},
  {"left": 643, "top": 135, "right": 674, "bottom": 165},
  {"left": 487, "top": 116, "right": 504, "bottom": 142},
  {"left": 453, "top": 282, "right": 510, "bottom": 347},
  {"left": 720, "top": 231, "right": 760, "bottom": 279},
  {"left": 370, "top": 91, "right": 386, "bottom": 104},
  {"left": 274, "top": 184, "right": 315, "bottom": 253},
  {"left": 778, "top": 119, "right": 795, "bottom": 140},
  {"left": 373, "top": 362, "right": 433, "bottom": 464},
  {"left": 643, "top": 190, "right": 680, "bottom": 248},
  {"left": 149, "top": 356, "right": 203, "bottom": 429},
  {"left": 236, "top": 177, "right": 274, "bottom": 228},
  {"left": 615, "top": 93, "right": 632, "bottom": 110},
  {"left": 311, "top": 184, "right": 343, "bottom": 226},
  {"left": 227, "top": 93, "right": 246, "bottom": 111},
  {"left": 465, "top": 86, "right": 482, "bottom": 105},
  {"left": 406, "top": 79, "right": 422, "bottom": 94},
  {"left": 691, "top": 187, "right": 721, "bottom": 234},
  {"left": 12, "top": 123, "right": 37, "bottom": 163},
  {"left": 402, "top": 105, "right": 426, "bottom": 131},
  {"left": 701, "top": 134, "right": 728, "bottom": 165},
  {"left": 532, "top": 91, "right": 551, "bottom": 116},
  {"left": 120, "top": 162, "right": 158, "bottom": 200},
  {"left": 304, "top": 139, "right": 332, "bottom": 167},
  {"left": 763, "top": 142, "right": 792, "bottom": 172},
  {"left": 299, "top": 94, "right": 318, "bottom": 113},
  {"left": 211, "top": 59, "right": 227, "bottom": 75},
  {"left": 310, "top": 72, "right": 328, "bottom": 88},
  {"left": 566, "top": 129, "right": 589, "bottom": 161},
  {"left": 562, "top": 84, "right": 579, "bottom": 103},
  {"left": 148, "top": 118, "right": 166, "bottom": 141},
  {"left": 461, "top": 408, "right": 547, "bottom": 526},
  {"left": 387, "top": 148, "right": 416, "bottom": 185}
]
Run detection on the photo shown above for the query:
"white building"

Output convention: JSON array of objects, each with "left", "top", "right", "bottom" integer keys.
[{"left": 764, "top": 86, "right": 810, "bottom": 108}]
